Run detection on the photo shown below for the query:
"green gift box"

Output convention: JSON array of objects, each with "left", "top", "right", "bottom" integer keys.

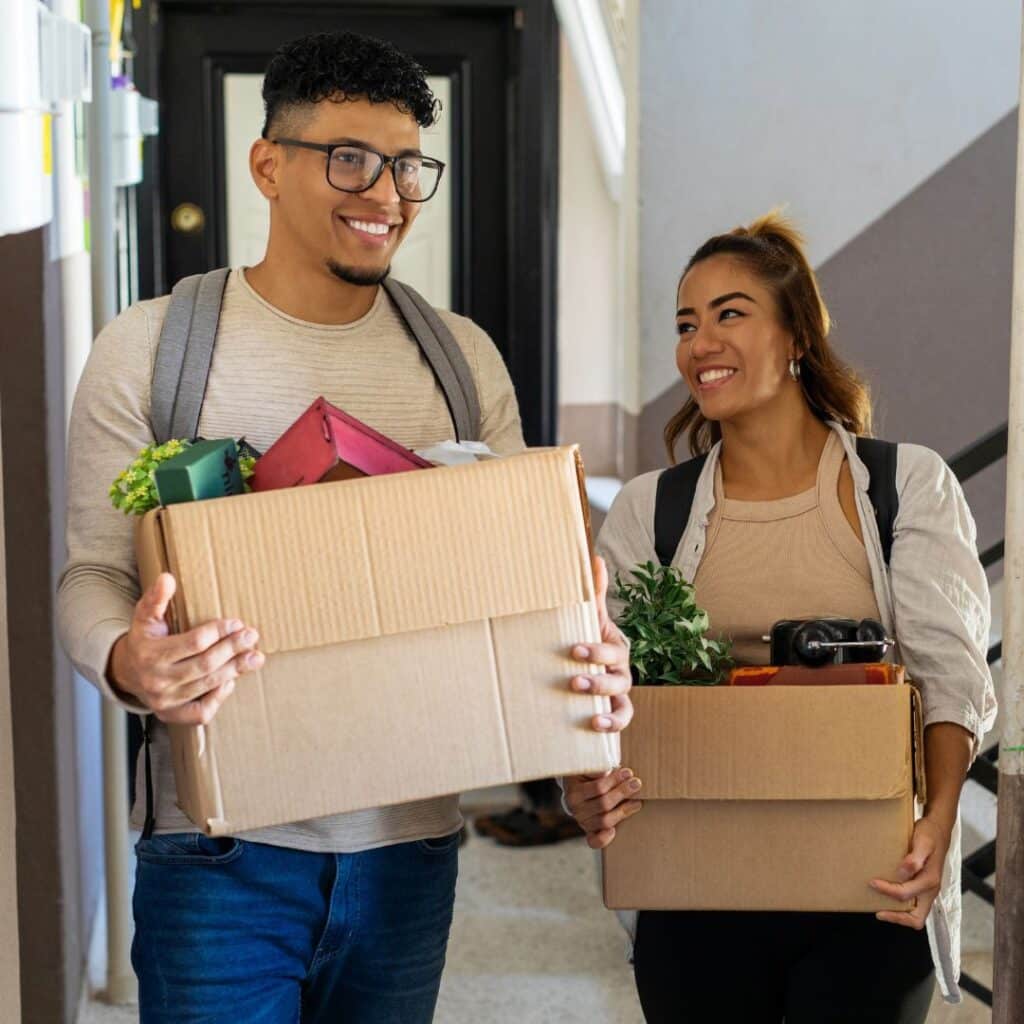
[{"left": 153, "top": 438, "right": 244, "bottom": 506}]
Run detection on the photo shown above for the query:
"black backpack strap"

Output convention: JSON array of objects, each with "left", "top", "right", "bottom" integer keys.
[
  {"left": 382, "top": 278, "right": 482, "bottom": 442},
  {"left": 855, "top": 436, "right": 899, "bottom": 565},
  {"left": 653, "top": 439, "right": 898, "bottom": 572},
  {"left": 140, "top": 716, "right": 156, "bottom": 840},
  {"left": 654, "top": 454, "right": 709, "bottom": 567}
]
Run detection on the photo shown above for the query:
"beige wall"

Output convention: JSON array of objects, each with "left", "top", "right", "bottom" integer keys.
[
  {"left": 0, "top": 401, "right": 22, "bottom": 1022},
  {"left": 635, "top": 1, "right": 1019, "bottom": 474},
  {"left": 557, "top": 35, "right": 620, "bottom": 409},
  {"left": 557, "top": 35, "right": 629, "bottom": 476}
]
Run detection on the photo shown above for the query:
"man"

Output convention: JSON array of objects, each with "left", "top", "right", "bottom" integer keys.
[{"left": 58, "top": 31, "right": 632, "bottom": 1024}]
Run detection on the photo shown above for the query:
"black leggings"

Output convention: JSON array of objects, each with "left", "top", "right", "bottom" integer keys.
[{"left": 633, "top": 910, "right": 935, "bottom": 1024}]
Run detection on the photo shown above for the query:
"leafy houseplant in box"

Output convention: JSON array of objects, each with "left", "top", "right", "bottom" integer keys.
[
  {"left": 109, "top": 438, "right": 258, "bottom": 516},
  {"left": 615, "top": 561, "right": 733, "bottom": 685}
]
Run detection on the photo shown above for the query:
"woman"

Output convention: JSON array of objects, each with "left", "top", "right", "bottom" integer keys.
[{"left": 564, "top": 213, "right": 996, "bottom": 1022}]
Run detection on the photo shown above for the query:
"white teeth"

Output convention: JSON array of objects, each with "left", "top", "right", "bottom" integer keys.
[
  {"left": 699, "top": 368, "right": 736, "bottom": 384},
  {"left": 346, "top": 219, "right": 390, "bottom": 236}
]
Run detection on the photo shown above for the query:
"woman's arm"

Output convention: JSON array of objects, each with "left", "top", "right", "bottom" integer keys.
[
  {"left": 886, "top": 444, "right": 997, "bottom": 753},
  {"left": 869, "top": 722, "right": 973, "bottom": 928},
  {"left": 922, "top": 721, "right": 974, "bottom": 833},
  {"left": 870, "top": 443, "right": 995, "bottom": 927}
]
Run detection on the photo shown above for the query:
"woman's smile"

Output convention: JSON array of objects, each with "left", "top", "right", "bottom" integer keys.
[{"left": 695, "top": 366, "right": 739, "bottom": 391}]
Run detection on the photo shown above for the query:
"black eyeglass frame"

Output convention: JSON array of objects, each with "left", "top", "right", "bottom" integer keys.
[{"left": 271, "top": 138, "right": 446, "bottom": 202}]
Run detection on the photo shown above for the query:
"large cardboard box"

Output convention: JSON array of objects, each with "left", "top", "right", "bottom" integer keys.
[
  {"left": 603, "top": 684, "right": 924, "bottom": 912},
  {"left": 135, "top": 446, "right": 620, "bottom": 835}
]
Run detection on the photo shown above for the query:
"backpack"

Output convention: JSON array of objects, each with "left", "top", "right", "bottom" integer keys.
[
  {"left": 653, "top": 436, "right": 899, "bottom": 568},
  {"left": 149, "top": 268, "right": 481, "bottom": 445},
  {"left": 136, "top": 269, "right": 482, "bottom": 837}
]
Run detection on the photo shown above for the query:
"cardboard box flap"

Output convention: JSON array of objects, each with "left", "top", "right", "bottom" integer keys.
[
  {"left": 624, "top": 685, "right": 913, "bottom": 801},
  {"left": 910, "top": 685, "right": 927, "bottom": 803},
  {"left": 144, "top": 447, "right": 594, "bottom": 655}
]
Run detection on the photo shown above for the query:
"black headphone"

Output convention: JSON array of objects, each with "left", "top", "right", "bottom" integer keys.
[{"left": 768, "top": 618, "right": 894, "bottom": 667}]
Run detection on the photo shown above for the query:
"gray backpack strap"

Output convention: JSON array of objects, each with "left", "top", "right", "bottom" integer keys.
[
  {"left": 382, "top": 278, "right": 482, "bottom": 441},
  {"left": 150, "top": 268, "right": 231, "bottom": 444}
]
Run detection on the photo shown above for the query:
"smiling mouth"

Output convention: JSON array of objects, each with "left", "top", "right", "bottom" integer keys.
[
  {"left": 697, "top": 368, "right": 737, "bottom": 387},
  {"left": 338, "top": 216, "right": 401, "bottom": 245}
]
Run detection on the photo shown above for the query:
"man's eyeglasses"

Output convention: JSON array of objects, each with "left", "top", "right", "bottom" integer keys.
[{"left": 272, "top": 139, "right": 445, "bottom": 202}]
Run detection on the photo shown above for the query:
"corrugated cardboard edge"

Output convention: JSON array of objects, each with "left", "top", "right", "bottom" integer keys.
[
  {"left": 909, "top": 684, "right": 926, "bottom": 805},
  {"left": 135, "top": 511, "right": 226, "bottom": 833},
  {"left": 572, "top": 447, "right": 595, "bottom": 558}
]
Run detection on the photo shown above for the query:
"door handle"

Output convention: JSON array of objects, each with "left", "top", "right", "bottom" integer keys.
[{"left": 171, "top": 202, "right": 205, "bottom": 234}]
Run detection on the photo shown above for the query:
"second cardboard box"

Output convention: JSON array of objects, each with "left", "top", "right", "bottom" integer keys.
[{"left": 603, "top": 683, "right": 924, "bottom": 912}]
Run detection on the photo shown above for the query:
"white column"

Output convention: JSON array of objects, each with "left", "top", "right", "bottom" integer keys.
[
  {"left": 993, "top": 5, "right": 1024, "bottom": 1022},
  {"left": 85, "top": 0, "right": 134, "bottom": 1005}
]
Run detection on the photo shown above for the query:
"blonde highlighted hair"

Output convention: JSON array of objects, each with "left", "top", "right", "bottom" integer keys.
[{"left": 665, "top": 211, "right": 873, "bottom": 461}]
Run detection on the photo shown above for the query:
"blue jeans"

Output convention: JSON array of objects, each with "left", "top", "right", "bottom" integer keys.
[{"left": 131, "top": 831, "right": 460, "bottom": 1023}]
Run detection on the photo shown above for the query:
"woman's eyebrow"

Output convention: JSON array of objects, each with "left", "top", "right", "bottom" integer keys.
[
  {"left": 710, "top": 291, "right": 757, "bottom": 308},
  {"left": 676, "top": 291, "right": 757, "bottom": 317}
]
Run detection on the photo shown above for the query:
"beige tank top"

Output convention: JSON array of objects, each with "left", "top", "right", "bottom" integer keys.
[{"left": 693, "top": 432, "right": 882, "bottom": 665}]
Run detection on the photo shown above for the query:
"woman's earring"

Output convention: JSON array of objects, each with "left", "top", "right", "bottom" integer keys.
[{"left": 789, "top": 358, "right": 802, "bottom": 381}]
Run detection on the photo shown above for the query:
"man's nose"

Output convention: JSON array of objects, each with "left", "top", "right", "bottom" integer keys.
[{"left": 361, "top": 162, "right": 402, "bottom": 206}]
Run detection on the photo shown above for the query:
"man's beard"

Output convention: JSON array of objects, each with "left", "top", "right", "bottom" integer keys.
[{"left": 325, "top": 259, "right": 391, "bottom": 287}]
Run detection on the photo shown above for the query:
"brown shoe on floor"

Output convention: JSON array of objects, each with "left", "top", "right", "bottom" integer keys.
[
  {"left": 474, "top": 806, "right": 529, "bottom": 838},
  {"left": 473, "top": 806, "right": 583, "bottom": 846}
]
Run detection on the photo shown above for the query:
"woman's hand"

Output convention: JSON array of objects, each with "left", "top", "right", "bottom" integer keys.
[
  {"left": 563, "top": 556, "right": 638, "bottom": 849},
  {"left": 564, "top": 768, "right": 643, "bottom": 849},
  {"left": 869, "top": 816, "right": 952, "bottom": 929},
  {"left": 570, "top": 555, "right": 634, "bottom": 734}
]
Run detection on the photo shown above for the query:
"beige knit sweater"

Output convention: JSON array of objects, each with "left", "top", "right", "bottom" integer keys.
[{"left": 57, "top": 268, "right": 525, "bottom": 852}]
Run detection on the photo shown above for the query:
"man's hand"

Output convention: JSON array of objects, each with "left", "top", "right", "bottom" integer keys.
[
  {"left": 569, "top": 555, "right": 634, "bottom": 733},
  {"left": 108, "top": 572, "right": 264, "bottom": 725},
  {"left": 564, "top": 769, "right": 643, "bottom": 849},
  {"left": 870, "top": 816, "right": 952, "bottom": 929}
]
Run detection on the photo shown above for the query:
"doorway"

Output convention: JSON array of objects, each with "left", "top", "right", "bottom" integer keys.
[{"left": 135, "top": 0, "right": 559, "bottom": 445}]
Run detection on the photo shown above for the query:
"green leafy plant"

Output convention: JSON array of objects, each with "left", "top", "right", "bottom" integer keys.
[
  {"left": 109, "top": 439, "right": 191, "bottom": 516},
  {"left": 238, "top": 453, "right": 257, "bottom": 484},
  {"left": 109, "top": 438, "right": 258, "bottom": 516},
  {"left": 615, "top": 561, "right": 733, "bottom": 686}
]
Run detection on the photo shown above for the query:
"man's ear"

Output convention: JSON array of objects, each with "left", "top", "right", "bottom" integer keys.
[{"left": 250, "top": 138, "right": 280, "bottom": 199}]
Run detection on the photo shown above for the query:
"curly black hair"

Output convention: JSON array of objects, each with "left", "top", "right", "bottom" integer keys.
[{"left": 261, "top": 31, "right": 439, "bottom": 138}]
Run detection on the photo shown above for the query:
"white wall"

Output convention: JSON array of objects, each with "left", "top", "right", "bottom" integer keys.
[
  {"left": 50, "top": 0, "right": 106, "bottom": 991},
  {"left": 638, "top": 0, "right": 1021, "bottom": 407},
  {"left": 558, "top": 36, "right": 621, "bottom": 409}
]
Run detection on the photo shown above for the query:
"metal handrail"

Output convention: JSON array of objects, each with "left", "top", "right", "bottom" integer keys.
[
  {"left": 961, "top": 974, "right": 995, "bottom": 1007},
  {"left": 949, "top": 423, "right": 1008, "bottom": 483},
  {"left": 982, "top": 541, "right": 1006, "bottom": 570}
]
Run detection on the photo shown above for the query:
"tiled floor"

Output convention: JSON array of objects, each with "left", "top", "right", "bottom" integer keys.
[{"left": 78, "top": 789, "right": 995, "bottom": 1023}]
